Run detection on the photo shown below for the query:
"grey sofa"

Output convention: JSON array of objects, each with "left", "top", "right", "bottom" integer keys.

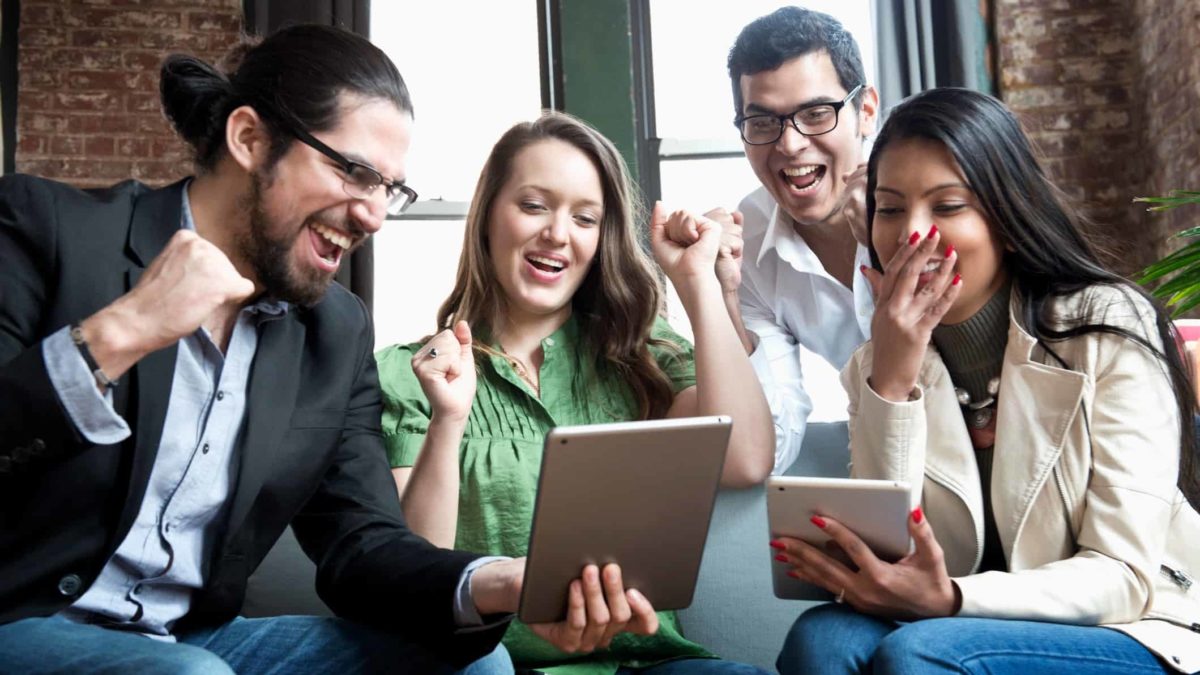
[{"left": 242, "top": 422, "right": 851, "bottom": 672}]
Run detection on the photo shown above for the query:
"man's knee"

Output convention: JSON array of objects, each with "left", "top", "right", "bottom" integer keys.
[{"left": 115, "top": 643, "right": 234, "bottom": 675}]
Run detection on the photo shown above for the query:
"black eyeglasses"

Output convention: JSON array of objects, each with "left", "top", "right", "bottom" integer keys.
[
  {"left": 736, "top": 84, "right": 865, "bottom": 146},
  {"left": 287, "top": 125, "right": 418, "bottom": 215}
]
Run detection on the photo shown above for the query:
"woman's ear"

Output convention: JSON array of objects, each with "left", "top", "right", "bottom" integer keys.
[{"left": 224, "top": 105, "right": 272, "bottom": 172}]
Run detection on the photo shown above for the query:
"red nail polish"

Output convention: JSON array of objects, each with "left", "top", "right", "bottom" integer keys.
[
  {"left": 908, "top": 231, "right": 921, "bottom": 246},
  {"left": 952, "top": 273, "right": 962, "bottom": 286},
  {"left": 912, "top": 506, "right": 924, "bottom": 524},
  {"left": 769, "top": 539, "right": 786, "bottom": 550},
  {"left": 786, "top": 570, "right": 801, "bottom": 579},
  {"left": 859, "top": 264, "right": 868, "bottom": 273},
  {"left": 944, "top": 244, "right": 955, "bottom": 259},
  {"left": 775, "top": 554, "right": 789, "bottom": 563},
  {"left": 810, "top": 515, "right": 827, "bottom": 529},
  {"left": 927, "top": 224, "right": 938, "bottom": 239}
]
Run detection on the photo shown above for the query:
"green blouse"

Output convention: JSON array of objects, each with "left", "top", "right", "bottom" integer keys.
[{"left": 376, "top": 315, "right": 714, "bottom": 675}]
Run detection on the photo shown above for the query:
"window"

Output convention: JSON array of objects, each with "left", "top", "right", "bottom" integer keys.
[{"left": 369, "top": 2, "right": 543, "bottom": 349}]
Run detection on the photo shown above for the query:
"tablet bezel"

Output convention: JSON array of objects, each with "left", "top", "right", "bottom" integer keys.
[
  {"left": 766, "top": 476, "right": 913, "bottom": 601},
  {"left": 518, "top": 416, "right": 732, "bottom": 624}
]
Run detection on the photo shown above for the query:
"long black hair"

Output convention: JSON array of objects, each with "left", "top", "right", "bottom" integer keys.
[
  {"left": 866, "top": 87, "right": 1198, "bottom": 506},
  {"left": 159, "top": 24, "right": 411, "bottom": 172}
]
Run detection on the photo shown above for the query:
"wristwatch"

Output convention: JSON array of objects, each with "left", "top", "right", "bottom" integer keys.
[{"left": 69, "top": 322, "right": 117, "bottom": 390}]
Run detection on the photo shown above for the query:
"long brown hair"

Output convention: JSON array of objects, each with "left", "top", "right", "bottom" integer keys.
[{"left": 436, "top": 111, "right": 676, "bottom": 419}]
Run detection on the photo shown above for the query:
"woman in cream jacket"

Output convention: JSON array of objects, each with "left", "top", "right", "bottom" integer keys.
[{"left": 774, "top": 88, "right": 1200, "bottom": 674}]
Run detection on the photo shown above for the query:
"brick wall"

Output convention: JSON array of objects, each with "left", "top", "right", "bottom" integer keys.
[
  {"left": 1133, "top": 0, "right": 1200, "bottom": 244},
  {"left": 996, "top": 0, "right": 1200, "bottom": 277},
  {"left": 15, "top": 0, "right": 243, "bottom": 188}
]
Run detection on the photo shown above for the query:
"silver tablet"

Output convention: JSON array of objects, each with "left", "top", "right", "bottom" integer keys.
[
  {"left": 518, "top": 416, "right": 732, "bottom": 624},
  {"left": 767, "top": 476, "right": 913, "bottom": 600}
]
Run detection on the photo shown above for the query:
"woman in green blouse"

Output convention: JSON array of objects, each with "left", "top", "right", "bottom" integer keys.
[{"left": 376, "top": 112, "right": 773, "bottom": 675}]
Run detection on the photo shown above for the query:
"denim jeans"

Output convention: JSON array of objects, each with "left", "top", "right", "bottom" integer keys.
[
  {"left": 0, "top": 614, "right": 513, "bottom": 675},
  {"left": 616, "top": 657, "right": 770, "bottom": 674},
  {"left": 777, "top": 603, "right": 1179, "bottom": 675}
]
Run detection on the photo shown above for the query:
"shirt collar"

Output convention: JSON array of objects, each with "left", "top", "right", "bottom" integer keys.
[{"left": 180, "top": 180, "right": 290, "bottom": 317}]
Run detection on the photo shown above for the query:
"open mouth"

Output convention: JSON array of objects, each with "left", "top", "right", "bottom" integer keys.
[
  {"left": 524, "top": 253, "right": 568, "bottom": 281},
  {"left": 308, "top": 221, "right": 352, "bottom": 271},
  {"left": 917, "top": 258, "right": 946, "bottom": 288},
  {"left": 780, "top": 165, "right": 826, "bottom": 194}
]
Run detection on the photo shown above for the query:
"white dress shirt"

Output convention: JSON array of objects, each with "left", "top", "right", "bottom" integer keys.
[{"left": 737, "top": 186, "right": 874, "bottom": 473}]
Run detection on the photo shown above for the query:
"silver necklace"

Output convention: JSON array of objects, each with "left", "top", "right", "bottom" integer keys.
[{"left": 955, "top": 376, "right": 1000, "bottom": 429}]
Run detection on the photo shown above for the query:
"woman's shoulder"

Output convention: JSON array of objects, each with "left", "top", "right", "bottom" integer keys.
[
  {"left": 374, "top": 340, "right": 427, "bottom": 396},
  {"left": 1040, "top": 283, "right": 1161, "bottom": 335}
]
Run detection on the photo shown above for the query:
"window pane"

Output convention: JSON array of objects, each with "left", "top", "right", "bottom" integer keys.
[
  {"left": 371, "top": 2, "right": 543, "bottom": 203},
  {"left": 372, "top": 219, "right": 466, "bottom": 349},
  {"left": 658, "top": 157, "right": 761, "bottom": 215},
  {"left": 649, "top": 0, "right": 877, "bottom": 141}
]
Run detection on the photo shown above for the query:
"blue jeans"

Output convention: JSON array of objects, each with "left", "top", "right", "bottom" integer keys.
[
  {"left": 0, "top": 614, "right": 513, "bottom": 675},
  {"left": 778, "top": 603, "right": 1177, "bottom": 675},
  {"left": 616, "top": 658, "right": 770, "bottom": 674}
]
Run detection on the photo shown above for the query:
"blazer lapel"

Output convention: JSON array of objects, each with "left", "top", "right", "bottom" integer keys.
[
  {"left": 225, "top": 314, "right": 306, "bottom": 536},
  {"left": 992, "top": 320, "right": 1086, "bottom": 557},
  {"left": 113, "top": 181, "right": 188, "bottom": 541}
]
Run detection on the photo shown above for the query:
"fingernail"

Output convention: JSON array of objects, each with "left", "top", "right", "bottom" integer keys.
[
  {"left": 769, "top": 539, "right": 786, "bottom": 550},
  {"left": 775, "top": 554, "right": 789, "bottom": 563},
  {"left": 927, "top": 224, "right": 938, "bottom": 239},
  {"left": 944, "top": 244, "right": 955, "bottom": 259},
  {"left": 786, "top": 570, "right": 801, "bottom": 579},
  {"left": 908, "top": 231, "right": 921, "bottom": 246},
  {"left": 912, "top": 506, "right": 924, "bottom": 524},
  {"left": 952, "top": 273, "right": 962, "bottom": 286},
  {"left": 859, "top": 264, "right": 868, "bottom": 274},
  {"left": 810, "top": 515, "right": 827, "bottom": 529}
]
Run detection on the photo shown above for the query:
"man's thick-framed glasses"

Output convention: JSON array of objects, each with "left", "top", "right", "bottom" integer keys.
[
  {"left": 736, "top": 84, "right": 865, "bottom": 146},
  {"left": 287, "top": 124, "right": 419, "bottom": 215}
]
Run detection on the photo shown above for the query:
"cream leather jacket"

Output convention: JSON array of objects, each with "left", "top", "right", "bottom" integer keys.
[{"left": 842, "top": 285, "right": 1200, "bottom": 672}]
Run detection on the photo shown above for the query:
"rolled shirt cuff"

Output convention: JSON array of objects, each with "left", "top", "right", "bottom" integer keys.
[{"left": 42, "top": 326, "right": 131, "bottom": 445}]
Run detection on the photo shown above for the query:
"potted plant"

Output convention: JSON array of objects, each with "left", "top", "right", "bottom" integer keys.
[{"left": 1137, "top": 190, "right": 1200, "bottom": 316}]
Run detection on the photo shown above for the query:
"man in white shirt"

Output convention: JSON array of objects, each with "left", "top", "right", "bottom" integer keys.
[{"left": 710, "top": 7, "right": 879, "bottom": 473}]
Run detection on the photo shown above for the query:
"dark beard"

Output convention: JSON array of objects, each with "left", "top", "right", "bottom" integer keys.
[{"left": 238, "top": 171, "right": 334, "bottom": 307}]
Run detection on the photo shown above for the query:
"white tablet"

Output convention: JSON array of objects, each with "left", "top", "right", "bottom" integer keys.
[
  {"left": 767, "top": 476, "right": 913, "bottom": 600},
  {"left": 518, "top": 416, "right": 732, "bottom": 624}
]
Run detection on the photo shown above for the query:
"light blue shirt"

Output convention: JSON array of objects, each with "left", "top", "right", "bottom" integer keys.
[{"left": 42, "top": 186, "right": 505, "bottom": 637}]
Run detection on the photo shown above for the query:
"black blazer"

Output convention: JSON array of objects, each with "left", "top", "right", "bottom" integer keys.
[{"left": 0, "top": 175, "right": 505, "bottom": 663}]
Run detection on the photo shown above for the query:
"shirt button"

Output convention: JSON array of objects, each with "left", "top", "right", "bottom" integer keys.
[
  {"left": 545, "top": 337, "right": 555, "bottom": 347},
  {"left": 216, "top": 391, "right": 225, "bottom": 401},
  {"left": 202, "top": 442, "right": 210, "bottom": 455},
  {"left": 57, "top": 574, "right": 83, "bottom": 597}
]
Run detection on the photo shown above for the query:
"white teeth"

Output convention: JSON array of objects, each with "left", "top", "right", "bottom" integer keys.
[
  {"left": 527, "top": 255, "right": 565, "bottom": 270},
  {"left": 922, "top": 261, "right": 942, "bottom": 273},
  {"left": 312, "top": 222, "right": 351, "bottom": 250},
  {"left": 782, "top": 165, "right": 821, "bottom": 176}
]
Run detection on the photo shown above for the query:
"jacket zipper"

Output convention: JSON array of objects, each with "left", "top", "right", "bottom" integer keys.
[
  {"left": 1161, "top": 564, "right": 1194, "bottom": 591},
  {"left": 1053, "top": 466, "right": 1073, "bottom": 527}
]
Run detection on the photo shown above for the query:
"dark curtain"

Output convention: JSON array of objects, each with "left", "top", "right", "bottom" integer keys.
[
  {"left": 875, "top": 0, "right": 994, "bottom": 114},
  {"left": 243, "top": 0, "right": 375, "bottom": 314},
  {"left": 1, "top": 0, "right": 17, "bottom": 175}
]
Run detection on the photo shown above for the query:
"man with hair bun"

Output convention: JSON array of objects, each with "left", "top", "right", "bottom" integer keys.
[{"left": 0, "top": 24, "right": 592, "bottom": 674}]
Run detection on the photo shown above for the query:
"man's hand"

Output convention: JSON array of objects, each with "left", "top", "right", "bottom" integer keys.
[
  {"left": 469, "top": 559, "right": 659, "bottom": 653},
  {"left": 841, "top": 162, "right": 868, "bottom": 245},
  {"left": 82, "top": 229, "right": 256, "bottom": 381},
  {"left": 701, "top": 207, "right": 745, "bottom": 295}
]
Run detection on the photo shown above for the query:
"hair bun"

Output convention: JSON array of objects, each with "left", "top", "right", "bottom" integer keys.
[{"left": 159, "top": 54, "right": 236, "bottom": 159}]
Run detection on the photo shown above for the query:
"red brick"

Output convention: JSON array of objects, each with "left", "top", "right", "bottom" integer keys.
[
  {"left": 56, "top": 91, "right": 124, "bottom": 113},
  {"left": 62, "top": 8, "right": 184, "bottom": 30},
  {"left": 17, "top": 136, "right": 46, "bottom": 155},
  {"left": 65, "top": 114, "right": 138, "bottom": 134},
  {"left": 123, "top": 50, "right": 165, "bottom": 71},
  {"left": 50, "top": 49, "right": 126, "bottom": 71},
  {"left": 71, "top": 29, "right": 144, "bottom": 49},
  {"left": 186, "top": 12, "right": 242, "bottom": 33},
  {"left": 49, "top": 136, "right": 87, "bottom": 156},
  {"left": 85, "top": 137, "right": 117, "bottom": 156},
  {"left": 20, "top": 4, "right": 59, "bottom": 25}
]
